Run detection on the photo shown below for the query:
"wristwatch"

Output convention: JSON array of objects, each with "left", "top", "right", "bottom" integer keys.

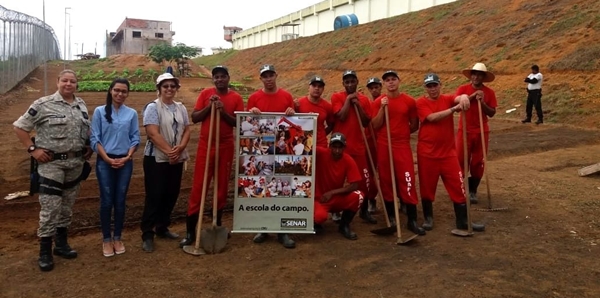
[{"left": 27, "top": 144, "right": 37, "bottom": 153}]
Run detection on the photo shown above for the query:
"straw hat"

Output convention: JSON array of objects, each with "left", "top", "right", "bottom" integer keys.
[{"left": 462, "top": 63, "right": 495, "bottom": 83}]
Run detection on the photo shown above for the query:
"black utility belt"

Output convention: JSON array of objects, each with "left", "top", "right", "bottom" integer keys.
[
  {"left": 51, "top": 149, "right": 85, "bottom": 161},
  {"left": 528, "top": 89, "right": 542, "bottom": 92}
]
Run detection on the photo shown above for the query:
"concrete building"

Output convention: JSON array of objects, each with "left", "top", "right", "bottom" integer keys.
[
  {"left": 232, "top": 0, "right": 456, "bottom": 49},
  {"left": 106, "top": 18, "right": 175, "bottom": 56}
]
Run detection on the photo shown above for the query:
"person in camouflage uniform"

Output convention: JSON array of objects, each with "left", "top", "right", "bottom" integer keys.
[{"left": 13, "top": 70, "right": 93, "bottom": 272}]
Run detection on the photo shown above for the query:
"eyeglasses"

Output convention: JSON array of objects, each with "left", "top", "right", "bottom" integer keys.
[
  {"left": 112, "top": 88, "right": 128, "bottom": 94},
  {"left": 161, "top": 84, "right": 178, "bottom": 89}
]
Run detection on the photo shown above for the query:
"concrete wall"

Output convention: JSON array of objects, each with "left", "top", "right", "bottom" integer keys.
[{"left": 232, "top": 0, "right": 456, "bottom": 49}]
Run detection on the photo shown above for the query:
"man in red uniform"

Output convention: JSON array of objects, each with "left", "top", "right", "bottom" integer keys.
[
  {"left": 371, "top": 70, "right": 425, "bottom": 236},
  {"left": 246, "top": 64, "right": 295, "bottom": 116},
  {"left": 331, "top": 70, "right": 377, "bottom": 224},
  {"left": 247, "top": 64, "right": 296, "bottom": 249},
  {"left": 365, "top": 77, "right": 382, "bottom": 213},
  {"left": 416, "top": 73, "right": 485, "bottom": 232},
  {"left": 455, "top": 63, "right": 497, "bottom": 204},
  {"left": 294, "top": 76, "right": 334, "bottom": 149},
  {"left": 314, "top": 132, "right": 363, "bottom": 240},
  {"left": 181, "top": 65, "right": 244, "bottom": 248}
]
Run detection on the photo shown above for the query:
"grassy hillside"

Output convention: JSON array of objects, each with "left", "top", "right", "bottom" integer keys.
[{"left": 194, "top": 0, "right": 600, "bottom": 127}]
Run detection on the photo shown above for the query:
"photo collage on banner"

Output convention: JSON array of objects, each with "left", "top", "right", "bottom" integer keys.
[{"left": 233, "top": 113, "right": 317, "bottom": 233}]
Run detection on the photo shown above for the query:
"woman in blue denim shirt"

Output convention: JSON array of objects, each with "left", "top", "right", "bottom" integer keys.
[{"left": 90, "top": 78, "right": 140, "bottom": 257}]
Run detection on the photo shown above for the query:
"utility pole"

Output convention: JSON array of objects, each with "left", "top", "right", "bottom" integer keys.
[
  {"left": 68, "top": 15, "right": 72, "bottom": 60},
  {"left": 64, "top": 7, "right": 70, "bottom": 61},
  {"left": 43, "top": 0, "right": 47, "bottom": 95}
]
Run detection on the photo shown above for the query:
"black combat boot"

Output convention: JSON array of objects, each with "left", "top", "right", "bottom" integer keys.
[
  {"left": 38, "top": 237, "right": 54, "bottom": 272},
  {"left": 453, "top": 203, "right": 485, "bottom": 232},
  {"left": 359, "top": 199, "right": 377, "bottom": 224},
  {"left": 179, "top": 213, "right": 198, "bottom": 248},
  {"left": 421, "top": 199, "right": 434, "bottom": 231},
  {"left": 338, "top": 210, "right": 358, "bottom": 240},
  {"left": 53, "top": 227, "right": 77, "bottom": 259},
  {"left": 277, "top": 233, "right": 296, "bottom": 249},
  {"left": 406, "top": 204, "right": 426, "bottom": 235},
  {"left": 384, "top": 201, "right": 397, "bottom": 226},
  {"left": 468, "top": 177, "right": 481, "bottom": 204}
]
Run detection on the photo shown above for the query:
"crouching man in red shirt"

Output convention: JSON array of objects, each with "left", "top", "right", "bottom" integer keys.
[{"left": 313, "top": 132, "right": 364, "bottom": 240}]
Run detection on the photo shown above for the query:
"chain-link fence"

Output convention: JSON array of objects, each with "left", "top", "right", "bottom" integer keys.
[{"left": 0, "top": 5, "right": 61, "bottom": 94}]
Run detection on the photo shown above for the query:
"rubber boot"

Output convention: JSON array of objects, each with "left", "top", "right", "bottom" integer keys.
[
  {"left": 216, "top": 209, "right": 224, "bottom": 226},
  {"left": 179, "top": 213, "right": 198, "bottom": 248},
  {"left": 453, "top": 203, "right": 485, "bottom": 232},
  {"left": 406, "top": 204, "right": 426, "bottom": 236},
  {"left": 359, "top": 199, "right": 377, "bottom": 224},
  {"left": 53, "top": 227, "right": 77, "bottom": 259},
  {"left": 421, "top": 199, "right": 434, "bottom": 231},
  {"left": 338, "top": 210, "right": 358, "bottom": 240},
  {"left": 38, "top": 237, "right": 54, "bottom": 272},
  {"left": 277, "top": 233, "right": 296, "bottom": 249},
  {"left": 468, "top": 177, "right": 481, "bottom": 204},
  {"left": 384, "top": 201, "right": 396, "bottom": 226}
]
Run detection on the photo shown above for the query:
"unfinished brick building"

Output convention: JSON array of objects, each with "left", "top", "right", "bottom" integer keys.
[{"left": 106, "top": 18, "right": 175, "bottom": 56}]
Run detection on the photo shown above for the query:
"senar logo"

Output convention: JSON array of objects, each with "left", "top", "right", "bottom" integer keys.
[{"left": 280, "top": 218, "right": 307, "bottom": 229}]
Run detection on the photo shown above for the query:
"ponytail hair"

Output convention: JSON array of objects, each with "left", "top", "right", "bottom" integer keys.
[{"left": 105, "top": 78, "right": 130, "bottom": 124}]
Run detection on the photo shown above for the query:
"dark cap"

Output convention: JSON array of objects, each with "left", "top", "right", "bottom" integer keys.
[
  {"left": 366, "top": 77, "right": 382, "bottom": 86},
  {"left": 382, "top": 70, "right": 399, "bottom": 80},
  {"left": 329, "top": 132, "right": 347, "bottom": 146},
  {"left": 309, "top": 76, "right": 325, "bottom": 86},
  {"left": 259, "top": 64, "right": 276, "bottom": 75},
  {"left": 212, "top": 65, "right": 229, "bottom": 76},
  {"left": 423, "top": 73, "right": 441, "bottom": 85},
  {"left": 342, "top": 70, "right": 357, "bottom": 79}
]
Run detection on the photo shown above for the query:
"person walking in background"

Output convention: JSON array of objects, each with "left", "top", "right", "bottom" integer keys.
[
  {"left": 330, "top": 70, "right": 377, "bottom": 225},
  {"left": 455, "top": 63, "right": 498, "bottom": 204},
  {"left": 371, "top": 70, "right": 426, "bottom": 236},
  {"left": 416, "top": 73, "right": 484, "bottom": 232},
  {"left": 90, "top": 78, "right": 140, "bottom": 257},
  {"left": 140, "top": 73, "right": 190, "bottom": 252},
  {"left": 522, "top": 64, "right": 543, "bottom": 124},
  {"left": 247, "top": 64, "right": 296, "bottom": 249},
  {"left": 294, "top": 75, "right": 334, "bottom": 148},
  {"left": 180, "top": 66, "right": 244, "bottom": 248},
  {"left": 13, "top": 70, "right": 93, "bottom": 271}
]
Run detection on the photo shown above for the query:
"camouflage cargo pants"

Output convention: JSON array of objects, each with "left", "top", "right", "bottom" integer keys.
[{"left": 37, "top": 158, "right": 83, "bottom": 237}]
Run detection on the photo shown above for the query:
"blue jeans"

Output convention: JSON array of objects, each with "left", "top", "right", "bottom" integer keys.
[{"left": 96, "top": 156, "right": 133, "bottom": 242}]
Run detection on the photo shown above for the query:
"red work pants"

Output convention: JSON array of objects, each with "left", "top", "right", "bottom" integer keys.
[
  {"left": 417, "top": 155, "right": 466, "bottom": 204},
  {"left": 376, "top": 143, "right": 418, "bottom": 205},
  {"left": 314, "top": 191, "right": 363, "bottom": 224},
  {"left": 349, "top": 153, "right": 377, "bottom": 201},
  {"left": 187, "top": 141, "right": 234, "bottom": 215},
  {"left": 456, "top": 130, "right": 489, "bottom": 179}
]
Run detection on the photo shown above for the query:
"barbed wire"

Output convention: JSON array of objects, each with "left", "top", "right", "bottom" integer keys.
[{"left": 0, "top": 4, "right": 61, "bottom": 57}]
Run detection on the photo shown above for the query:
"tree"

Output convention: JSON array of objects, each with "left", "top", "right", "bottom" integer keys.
[{"left": 148, "top": 42, "right": 201, "bottom": 67}]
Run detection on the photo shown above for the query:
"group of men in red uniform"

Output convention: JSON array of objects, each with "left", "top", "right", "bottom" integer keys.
[{"left": 179, "top": 62, "right": 496, "bottom": 250}]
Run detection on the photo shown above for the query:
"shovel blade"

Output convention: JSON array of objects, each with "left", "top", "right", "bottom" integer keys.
[
  {"left": 182, "top": 245, "right": 206, "bottom": 256},
  {"left": 212, "top": 226, "right": 229, "bottom": 254},
  {"left": 200, "top": 229, "right": 216, "bottom": 254},
  {"left": 396, "top": 233, "right": 418, "bottom": 245},
  {"left": 451, "top": 229, "right": 474, "bottom": 237},
  {"left": 370, "top": 226, "right": 396, "bottom": 235}
]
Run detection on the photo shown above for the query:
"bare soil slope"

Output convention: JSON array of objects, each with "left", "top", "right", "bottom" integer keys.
[{"left": 196, "top": 0, "right": 600, "bottom": 127}]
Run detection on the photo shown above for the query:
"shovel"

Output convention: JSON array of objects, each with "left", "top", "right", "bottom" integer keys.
[
  {"left": 474, "top": 100, "right": 508, "bottom": 212},
  {"left": 183, "top": 103, "right": 216, "bottom": 256},
  {"left": 451, "top": 111, "right": 474, "bottom": 237},
  {"left": 201, "top": 110, "right": 229, "bottom": 253},
  {"left": 370, "top": 105, "right": 417, "bottom": 244},
  {"left": 350, "top": 104, "right": 390, "bottom": 233}
]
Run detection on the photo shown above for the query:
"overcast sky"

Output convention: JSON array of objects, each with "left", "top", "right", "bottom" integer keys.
[{"left": 3, "top": 0, "right": 320, "bottom": 58}]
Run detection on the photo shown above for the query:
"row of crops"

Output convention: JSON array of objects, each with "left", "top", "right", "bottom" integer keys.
[{"left": 76, "top": 68, "right": 160, "bottom": 92}]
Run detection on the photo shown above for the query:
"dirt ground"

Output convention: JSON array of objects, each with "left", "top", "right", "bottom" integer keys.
[{"left": 0, "top": 59, "right": 599, "bottom": 297}]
